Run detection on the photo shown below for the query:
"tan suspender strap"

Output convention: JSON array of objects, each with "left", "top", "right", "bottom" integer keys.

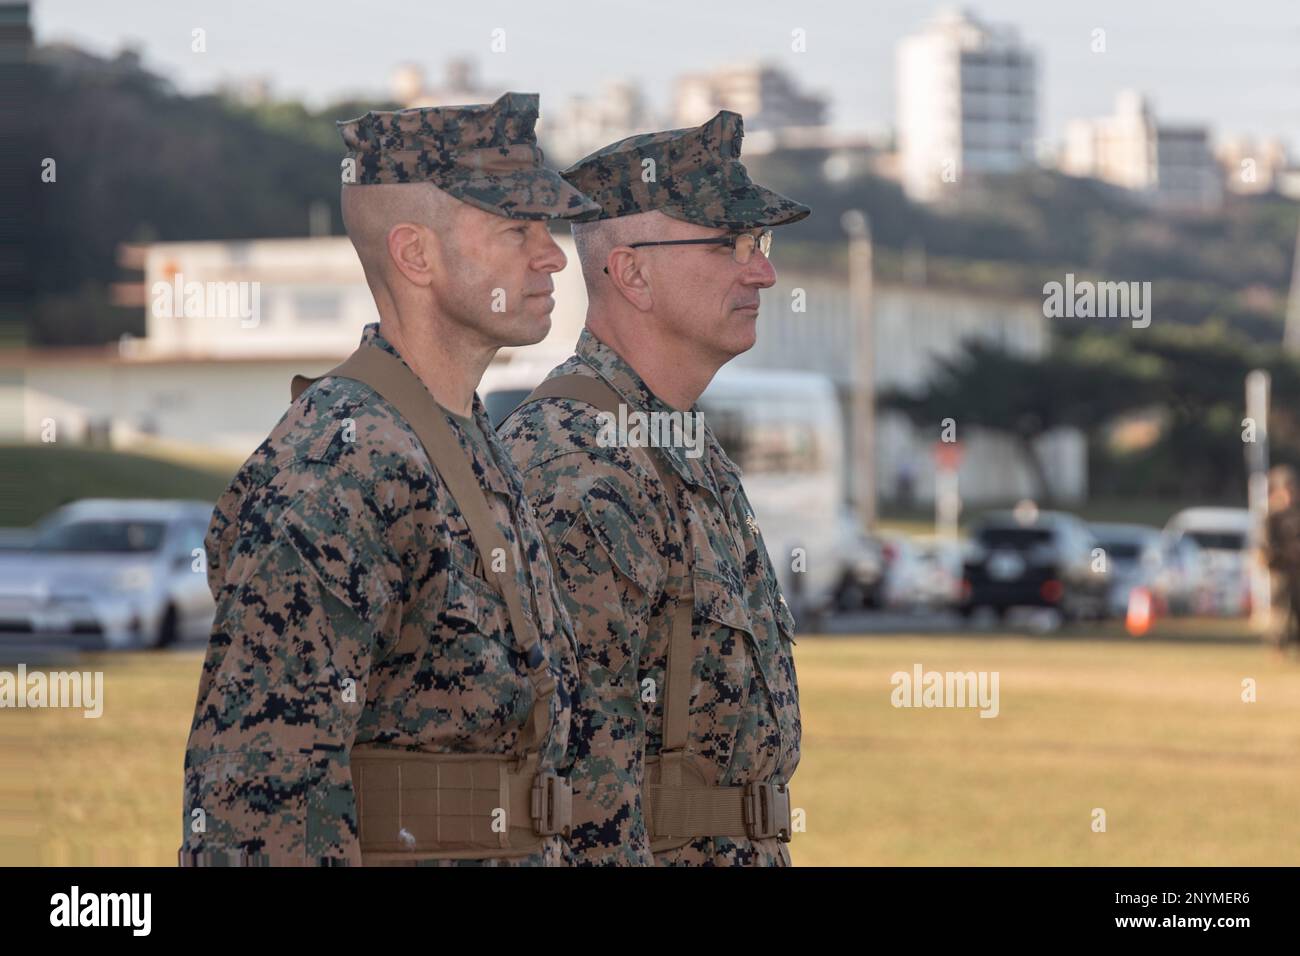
[{"left": 291, "top": 348, "right": 554, "bottom": 757}]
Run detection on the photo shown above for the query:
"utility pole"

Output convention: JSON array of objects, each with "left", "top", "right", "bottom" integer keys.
[
  {"left": 843, "top": 210, "right": 876, "bottom": 530},
  {"left": 1284, "top": 215, "right": 1300, "bottom": 353},
  {"left": 1245, "top": 369, "right": 1271, "bottom": 628}
]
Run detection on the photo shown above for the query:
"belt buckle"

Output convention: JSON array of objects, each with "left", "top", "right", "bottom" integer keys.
[
  {"left": 530, "top": 770, "right": 573, "bottom": 837},
  {"left": 178, "top": 846, "right": 249, "bottom": 867},
  {"left": 743, "top": 781, "right": 792, "bottom": 842}
]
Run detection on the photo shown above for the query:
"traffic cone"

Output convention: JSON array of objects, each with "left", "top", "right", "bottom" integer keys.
[{"left": 1126, "top": 586, "right": 1153, "bottom": 637}]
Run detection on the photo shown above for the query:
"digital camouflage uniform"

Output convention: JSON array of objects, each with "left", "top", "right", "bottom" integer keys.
[
  {"left": 179, "top": 92, "right": 597, "bottom": 867},
  {"left": 1262, "top": 497, "right": 1300, "bottom": 651},
  {"left": 499, "top": 110, "right": 810, "bottom": 866}
]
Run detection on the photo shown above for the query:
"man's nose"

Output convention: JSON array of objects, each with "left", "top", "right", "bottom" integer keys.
[
  {"left": 531, "top": 225, "right": 567, "bottom": 273},
  {"left": 741, "top": 249, "right": 777, "bottom": 288}
]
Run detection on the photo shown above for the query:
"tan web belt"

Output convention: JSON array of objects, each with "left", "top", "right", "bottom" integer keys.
[
  {"left": 649, "top": 783, "right": 791, "bottom": 842},
  {"left": 350, "top": 746, "right": 571, "bottom": 862},
  {"left": 177, "top": 749, "right": 572, "bottom": 866}
]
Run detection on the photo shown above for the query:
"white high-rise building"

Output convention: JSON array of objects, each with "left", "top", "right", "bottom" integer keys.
[{"left": 896, "top": 8, "right": 1037, "bottom": 202}]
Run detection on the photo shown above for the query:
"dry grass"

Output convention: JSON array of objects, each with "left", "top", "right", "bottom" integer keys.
[{"left": 2, "top": 629, "right": 1296, "bottom": 866}]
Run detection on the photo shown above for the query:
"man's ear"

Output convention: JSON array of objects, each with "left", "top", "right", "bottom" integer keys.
[
  {"left": 387, "top": 222, "right": 436, "bottom": 287},
  {"left": 606, "top": 247, "right": 654, "bottom": 312}
]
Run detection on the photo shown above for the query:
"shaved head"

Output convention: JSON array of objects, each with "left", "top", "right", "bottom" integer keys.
[
  {"left": 341, "top": 182, "right": 464, "bottom": 284},
  {"left": 340, "top": 180, "right": 567, "bottom": 361}
]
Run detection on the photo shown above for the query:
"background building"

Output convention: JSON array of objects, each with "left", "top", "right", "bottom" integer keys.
[
  {"left": 545, "top": 81, "right": 658, "bottom": 167},
  {"left": 896, "top": 8, "right": 1037, "bottom": 202},
  {"left": 1062, "top": 90, "right": 1223, "bottom": 212},
  {"left": 390, "top": 58, "right": 504, "bottom": 109},
  {"left": 673, "top": 62, "right": 828, "bottom": 133},
  {"left": 732, "top": 273, "right": 1085, "bottom": 505},
  {"left": 1061, "top": 90, "right": 1156, "bottom": 192},
  {"left": 1216, "top": 136, "right": 1294, "bottom": 197},
  {"left": 3, "top": 233, "right": 1084, "bottom": 505}
]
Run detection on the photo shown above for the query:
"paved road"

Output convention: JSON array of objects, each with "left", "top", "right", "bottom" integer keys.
[{"left": 1, "top": 608, "right": 1258, "bottom": 663}]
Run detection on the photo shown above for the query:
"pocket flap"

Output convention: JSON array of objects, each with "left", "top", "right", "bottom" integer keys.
[
  {"left": 578, "top": 476, "right": 666, "bottom": 597},
  {"left": 443, "top": 562, "right": 517, "bottom": 649},
  {"left": 692, "top": 570, "right": 755, "bottom": 637}
]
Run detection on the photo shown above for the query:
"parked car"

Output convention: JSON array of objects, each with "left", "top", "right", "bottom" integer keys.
[
  {"left": 876, "top": 534, "right": 961, "bottom": 610},
  {"left": 959, "top": 509, "right": 1110, "bottom": 624},
  {"left": 1163, "top": 507, "right": 1253, "bottom": 616},
  {"left": 879, "top": 532, "right": 921, "bottom": 609},
  {"left": 1089, "top": 522, "right": 1165, "bottom": 618},
  {"left": 911, "top": 538, "right": 966, "bottom": 609},
  {"left": 1153, "top": 531, "right": 1208, "bottom": 615},
  {"left": 0, "top": 499, "right": 216, "bottom": 649},
  {"left": 832, "top": 509, "right": 885, "bottom": 610}
]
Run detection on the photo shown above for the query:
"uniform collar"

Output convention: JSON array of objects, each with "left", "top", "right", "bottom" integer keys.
[{"left": 574, "top": 327, "right": 730, "bottom": 492}]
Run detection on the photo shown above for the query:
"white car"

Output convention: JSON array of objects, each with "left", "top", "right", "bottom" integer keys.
[
  {"left": 0, "top": 499, "right": 216, "bottom": 649},
  {"left": 1162, "top": 507, "right": 1253, "bottom": 616}
]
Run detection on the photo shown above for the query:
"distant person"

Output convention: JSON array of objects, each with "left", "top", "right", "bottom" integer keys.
[{"left": 1261, "top": 464, "right": 1300, "bottom": 659}]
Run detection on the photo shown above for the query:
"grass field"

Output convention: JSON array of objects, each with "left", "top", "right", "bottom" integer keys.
[{"left": 2, "top": 629, "right": 1297, "bottom": 866}]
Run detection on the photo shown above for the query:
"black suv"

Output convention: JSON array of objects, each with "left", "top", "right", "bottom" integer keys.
[{"left": 959, "top": 511, "right": 1110, "bottom": 623}]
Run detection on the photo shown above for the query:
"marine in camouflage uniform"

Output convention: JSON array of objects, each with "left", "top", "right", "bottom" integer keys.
[
  {"left": 179, "top": 93, "right": 597, "bottom": 866},
  {"left": 1262, "top": 464, "right": 1300, "bottom": 655},
  {"left": 499, "top": 111, "right": 809, "bottom": 866}
]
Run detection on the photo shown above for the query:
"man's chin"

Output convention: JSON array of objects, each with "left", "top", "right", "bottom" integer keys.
[
  {"left": 728, "top": 310, "right": 759, "bottom": 355},
  {"left": 498, "top": 312, "right": 552, "bottom": 349}
]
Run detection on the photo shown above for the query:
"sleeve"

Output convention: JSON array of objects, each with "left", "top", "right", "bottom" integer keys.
[
  {"left": 179, "top": 468, "right": 404, "bottom": 866},
  {"left": 524, "top": 462, "right": 667, "bottom": 867}
]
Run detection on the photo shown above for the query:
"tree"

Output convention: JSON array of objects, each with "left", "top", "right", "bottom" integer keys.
[{"left": 881, "top": 336, "right": 1158, "bottom": 504}]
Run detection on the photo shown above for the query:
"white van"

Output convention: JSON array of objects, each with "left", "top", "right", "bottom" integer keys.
[
  {"left": 697, "top": 367, "right": 845, "bottom": 613},
  {"left": 479, "top": 362, "right": 849, "bottom": 616}
]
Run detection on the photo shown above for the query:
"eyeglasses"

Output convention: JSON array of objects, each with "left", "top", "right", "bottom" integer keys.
[{"left": 603, "top": 229, "right": 773, "bottom": 273}]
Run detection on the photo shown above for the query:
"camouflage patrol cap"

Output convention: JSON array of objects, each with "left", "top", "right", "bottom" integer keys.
[
  {"left": 338, "top": 91, "right": 600, "bottom": 221},
  {"left": 561, "top": 110, "right": 810, "bottom": 228}
]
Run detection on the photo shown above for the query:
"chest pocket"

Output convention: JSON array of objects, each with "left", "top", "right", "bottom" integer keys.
[
  {"left": 443, "top": 560, "right": 522, "bottom": 652},
  {"left": 693, "top": 568, "right": 757, "bottom": 641},
  {"left": 689, "top": 552, "right": 761, "bottom": 707},
  {"left": 439, "top": 561, "right": 534, "bottom": 731}
]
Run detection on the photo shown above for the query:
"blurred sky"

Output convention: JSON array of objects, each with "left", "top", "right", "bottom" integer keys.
[{"left": 31, "top": 0, "right": 1300, "bottom": 150}]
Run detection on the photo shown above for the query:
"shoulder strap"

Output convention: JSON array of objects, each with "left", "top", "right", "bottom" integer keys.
[
  {"left": 515, "top": 374, "right": 695, "bottom": 785},
  {"left": 292, "top": 349, "right": 555, "bottom": 757}
]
